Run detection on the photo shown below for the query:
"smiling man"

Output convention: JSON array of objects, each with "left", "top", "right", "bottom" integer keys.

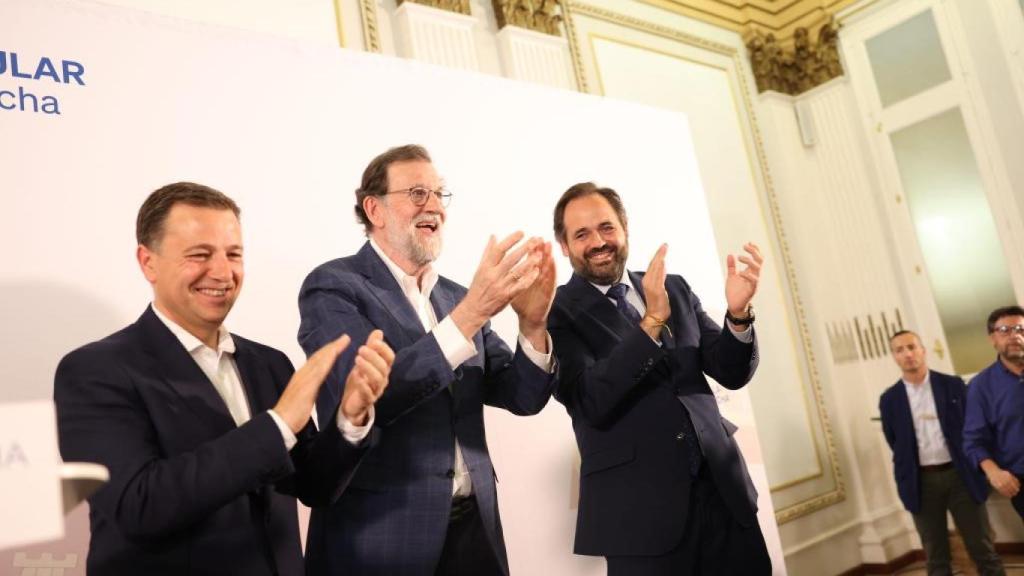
[
  {"left": 547, "top": 182, "right": 770, "bottom": 575},
  {"left": 298, "top": 144, "right": 557, "bottom": 576},
  {"left": 965, "top": 305, "right": 1024, "bottom": 522},
  {"left": 54, "top": 182, "right": 393, "bottom": 576}
]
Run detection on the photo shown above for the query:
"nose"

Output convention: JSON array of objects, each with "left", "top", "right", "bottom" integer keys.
[
  {"left": 207, "top": 252, "right": 232, "bottom": 281},
  {"left": 421, "top": 188, "right": 445, "bottom": 214}
]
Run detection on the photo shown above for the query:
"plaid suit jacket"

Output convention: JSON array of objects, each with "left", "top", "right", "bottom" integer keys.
[{"left": 299, "top": 242, "right": 556, "bottom": 576}]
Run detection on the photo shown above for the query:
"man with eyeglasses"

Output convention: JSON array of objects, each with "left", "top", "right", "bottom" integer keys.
[
  {"left": 880, "top": 330, "right": 1004, "bottom": 576},
  {"left": 298, "top": 144, "right": 557, "bottom": 576},
  {"left": 964, "top": 305, "right": 1024, "bottom": 521}
]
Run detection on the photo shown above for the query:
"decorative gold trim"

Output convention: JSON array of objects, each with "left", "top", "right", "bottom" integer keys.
[
  {"left": 747, "top": 19, "right": 843, "bottom": 95},
  {"left": 359, "top": 0, "right": 382, "bottom": 52},
  {"left": 635, "top": 0, "right": 860, "bottom": 40},
  {"left": 397, "top": 0, "right": 471, "bottom": 15},
  {"left": 332, "top": 0, "right": 347, "bottom": 48},
  {"left": 493, "top": 0, "right": 565, "bottom": 36},
  {"left": 565, "top": 0, "right": 845, "bottom": 524},
  {"left": 562, "top": 2, "right": 589, "bottom": 91}
]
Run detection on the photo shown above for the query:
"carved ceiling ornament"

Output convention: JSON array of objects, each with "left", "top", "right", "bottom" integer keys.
[
  {"left": 397, "top": 0, "right": 472, "bottom": 16},
  {"left": 636, "top": 1, "right": 855, "bottom": 94},
  {"left": 493, "top": 0, "right": 565, "bottom": 36},
  {"left": 747, "top": 18, "right": 843, "bottom": 95}
]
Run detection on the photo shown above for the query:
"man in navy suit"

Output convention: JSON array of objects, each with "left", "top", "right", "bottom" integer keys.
[
  {"left": 299, "top": 144, "right": 557, "bottom": 576},
  {"left": 879, "top": 330, "right": 1003, "bottom": 575},
  {"left": 55, "top": 182, "right": 394, "bottom": 576},
  {"left": 547, "top": 182, "right": 770, "bottom": 575}
]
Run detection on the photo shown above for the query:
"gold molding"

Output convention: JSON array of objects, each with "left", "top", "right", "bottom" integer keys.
[
  {"left": 564, "top": 0, "right": 846, "bottom": 524},
  {"left": 562, "top": 1, "right": 589, "bottom": 91},
  {"left": 636, "top": 0, "right": 860, "bottom": 44},
  {"left": 397, "top": 0, "right": 472, "bottom": 15},
  {"left": 747, "top": 19, "right": 843, "bottom": 95},
  {"left": 332, "top": 0, "right": 347, "bottom": 48},
  {"left": 493, "top": 0, "right": 565, "bottom": 36},
  {"left": 359, "top": 0, "right": 382, "bottom": 52}
]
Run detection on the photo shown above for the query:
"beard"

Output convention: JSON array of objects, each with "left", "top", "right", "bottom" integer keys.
[
  {"left": 999, "top": 341, "right": 1024, "bottom": 364},
  {"left": 386, "top": 211, "right": 442, "bottom": 268},
  {"left": 569, "top": 241, "right": 628, "bottom": 286}
]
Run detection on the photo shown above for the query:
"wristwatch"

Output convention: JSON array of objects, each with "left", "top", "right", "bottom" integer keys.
[{"left": 725, "top": 305, "right": 755, "bottom": 326}]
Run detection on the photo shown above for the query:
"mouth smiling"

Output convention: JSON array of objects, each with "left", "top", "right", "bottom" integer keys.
[
  {"left": 194, "top": 287, "right": 230, "bottom": 298},
  {"left": 413, "top": 216, "right": 441, "bottom": 235},
  {"left": 587, "top": 246, "right": 616, "bottom": 265}
]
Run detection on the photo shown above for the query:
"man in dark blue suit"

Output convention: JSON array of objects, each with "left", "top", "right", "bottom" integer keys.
[
  {"left": 55, "top": 182, "right": 394, "bottom": 576},
  {"left": 547, "top": 182, "right": 770, "bottom": 575},
  {"left": 879, "top": 330, "right": 1003, "bottom": 575},
  {"left": 299, "top": 144, "right": 557, "bottom": 576}
]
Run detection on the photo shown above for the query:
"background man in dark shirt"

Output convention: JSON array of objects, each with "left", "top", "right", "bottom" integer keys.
[{"left": 965, "top": 305, "right": 1024, "bottom": 521}]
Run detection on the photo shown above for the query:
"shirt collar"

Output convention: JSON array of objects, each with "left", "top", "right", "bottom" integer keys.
[
  {"left": 151, "top": 303, "right": 235, "bottom": 355},
  {"left": 902, "top": 371, "right": 931, "bottom": 391},
  {"left": 591, "top": 269, "right": 632, "bottom": 296},
  {"left": 369, "top": 238, "right": 439, "bottom": 298}
]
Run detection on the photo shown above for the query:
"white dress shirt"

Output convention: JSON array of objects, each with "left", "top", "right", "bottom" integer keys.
[
  {"left": 151, "top": 305, "right": 371, "bottom": 449},
  {"left": 591, "top": 271, "right": 753, "bottom": 343},
  {"left": 369, "top": 239, "right": 554, "bottom": 497},
  {"left": 902, "top": 374, "right": 952, "bottom": 466}
]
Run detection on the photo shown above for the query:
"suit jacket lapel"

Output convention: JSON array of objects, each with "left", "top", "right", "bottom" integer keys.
[
  {"left": 565, "top": 274, "right": 632, "bottom": 340},
  {"left": 233, "top": 340, "right": 275, "bottom": 415},
  {"left": 354, "top": 242, "right": 427, "bottom": 345},
  {"left": 929, "top": 371, "right": 950, "bottom": 436},
  {"left": 136, "top": 307, "right": 236, "bottom": 436},
  {"left": 893, "top": 382, "right": 919, "bottom": 463}
]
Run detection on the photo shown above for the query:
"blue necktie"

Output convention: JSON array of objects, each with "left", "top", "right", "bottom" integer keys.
[{"left": 606, "top": 283, "right": 642, "bottom": 324}]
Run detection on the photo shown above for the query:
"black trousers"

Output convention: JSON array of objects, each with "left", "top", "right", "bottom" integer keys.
[
  {"left": 434, "top": 495, "right": 504, "bottom": 576},
  {"left": 1012, "top": 475, "right": 1024, "bottom": 520},
  {"left": 606, "top": 467, "right": 772, "bottom": 576}
]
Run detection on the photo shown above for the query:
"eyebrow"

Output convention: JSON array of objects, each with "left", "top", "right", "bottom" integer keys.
[{"left": 184, "top": 244, "right": 244, "bottom": 252}]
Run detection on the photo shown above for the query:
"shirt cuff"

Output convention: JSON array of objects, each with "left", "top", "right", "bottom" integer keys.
[
  {"left": 728, "top": 323, "right": 754, "bottom": 343},
  {"left": 268, "top": 409, "right": 298, "bottom": 451},
  {"left": 518, "top": 331, "right": 555, "bottom": 373},
  {"left": 434, "top": 316, "right": 477, "bottom": 370},
  {"left": 338, "top": 406, "right": 374, "bottom": 445}
]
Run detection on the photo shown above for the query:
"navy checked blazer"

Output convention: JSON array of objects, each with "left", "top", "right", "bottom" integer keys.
[{"left": 298, "top": 242, "right": 556, "bottom": 576}]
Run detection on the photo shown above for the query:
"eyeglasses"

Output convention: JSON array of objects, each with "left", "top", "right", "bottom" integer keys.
[
  {"left": 991, "top": 324, "right": 1024, "bottom": 336},
  {"left": 385, "top": 186, "right": 452, "bottom": 207}
]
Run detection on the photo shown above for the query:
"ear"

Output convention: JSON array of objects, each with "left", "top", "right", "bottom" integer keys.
[
  {"left": 137, "top": 244, "right": 158, "bottom": 284},
  {"left": 364, "top": 195, "right": 386, "bottom": 229},
  {"left": 559, "top": 239, "right": 570, "bottom": 258}
]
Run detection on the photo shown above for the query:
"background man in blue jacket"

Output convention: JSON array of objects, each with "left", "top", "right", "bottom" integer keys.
[{"left": 879, "top": 330, "right": 1003, "bottom": 576}]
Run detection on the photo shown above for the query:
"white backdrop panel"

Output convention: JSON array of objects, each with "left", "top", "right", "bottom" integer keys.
[{"left": 0, "top": 0, "right": 777, "bottom": 573}]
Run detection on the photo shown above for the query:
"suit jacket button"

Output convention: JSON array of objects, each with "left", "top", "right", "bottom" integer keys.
[
  {"left": 676, "top": 432, "right": 686, "bottom": 441},
  {"left": 446, "top": 469, "right": 455, "bottom": 479}
]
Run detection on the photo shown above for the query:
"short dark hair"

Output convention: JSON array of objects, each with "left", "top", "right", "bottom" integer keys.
[
  {"left": 888, "top": 329, "right": 920, "bottom": 345},
  {"left": 987, "top": 305, "right": 1024, "bottom": 333},
  {"left": 553, "top": 182, "right": 628, "bottom": 243},
  {"left": 354, "top": 144, "right": 432, "bottom": 235},
  {"left": 136, "top": 182, "right": 240, "bottom": 249}
]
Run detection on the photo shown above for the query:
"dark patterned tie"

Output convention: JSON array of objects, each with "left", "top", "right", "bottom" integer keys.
[{"left": 606, "top": 283, "right": 643, "bottom": 324}]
